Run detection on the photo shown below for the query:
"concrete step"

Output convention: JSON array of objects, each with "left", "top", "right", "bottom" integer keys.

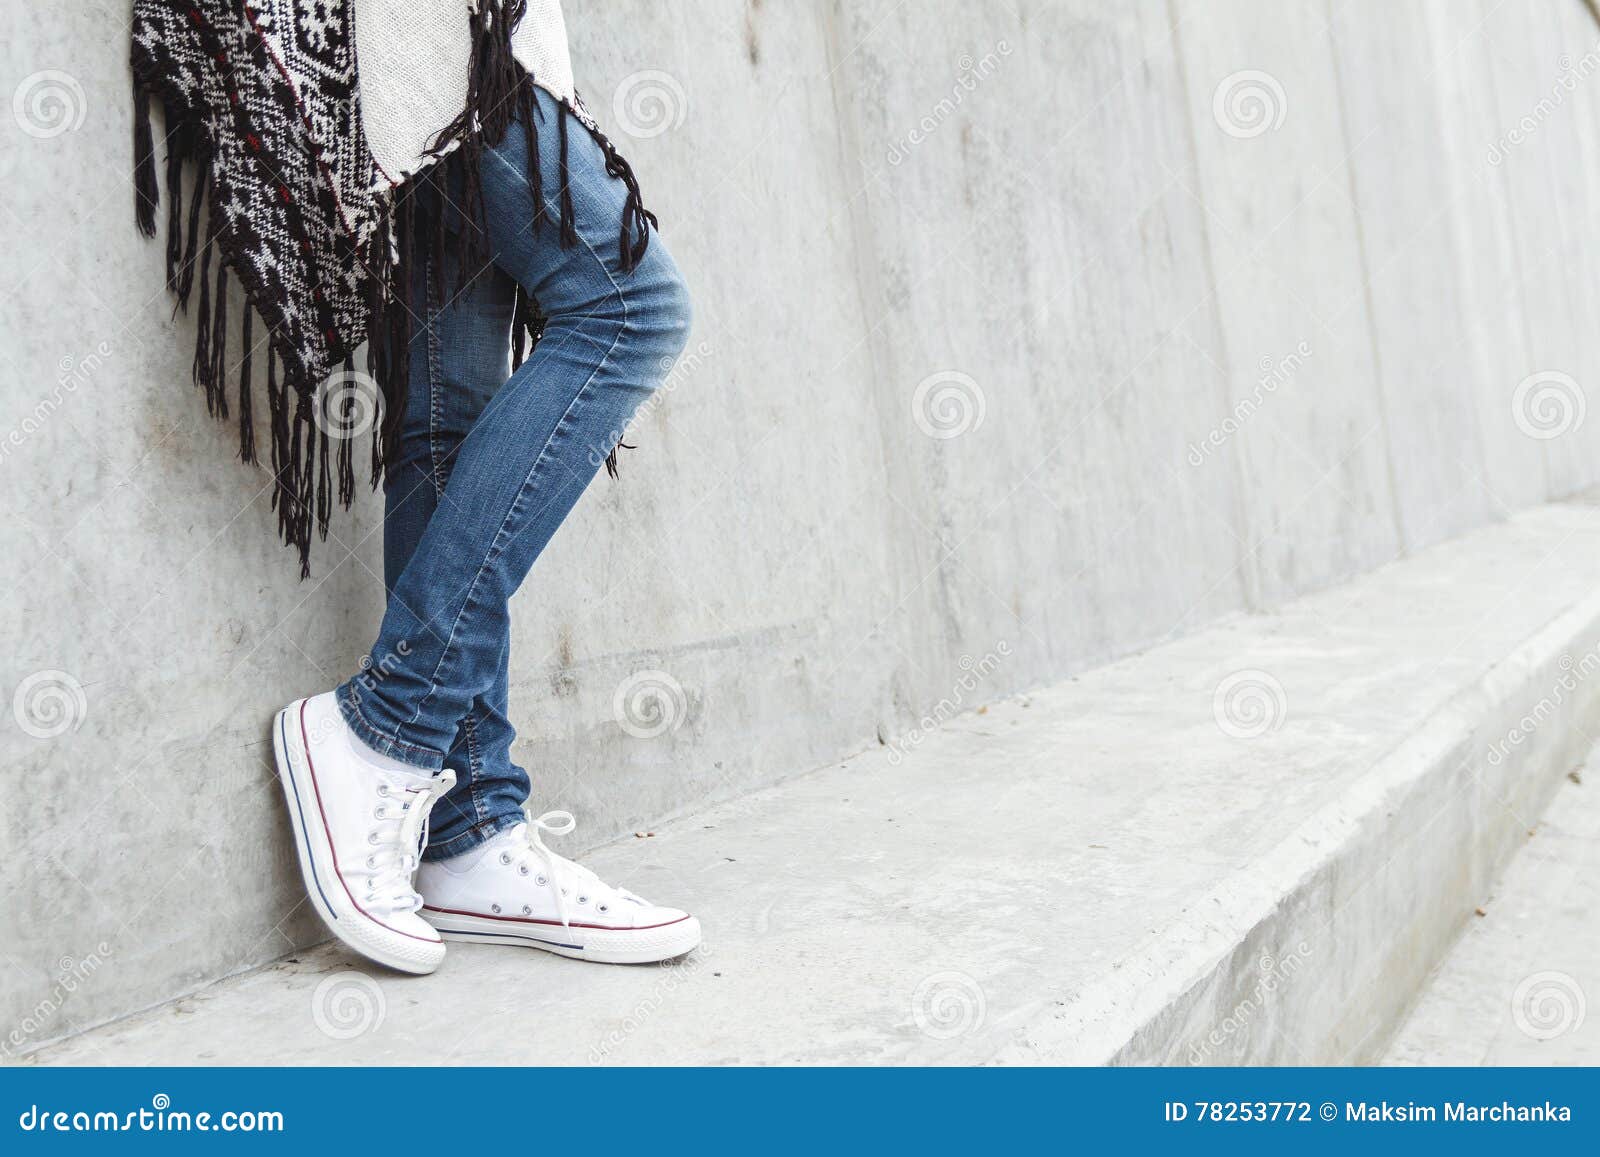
[
  {"left": 1383, "top": 747, "right": 1600, "bottom": 1065},
  {"left": 23, "top": 500, "right": 1600, "bottom": 1065}
]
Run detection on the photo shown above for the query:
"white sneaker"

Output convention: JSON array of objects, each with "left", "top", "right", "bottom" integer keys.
[
  {"left": 272, "top": 692, "right": 456, "bottom": 975},
  {"left": 418, "top": 812, "right": 702, "bottom": 964}
]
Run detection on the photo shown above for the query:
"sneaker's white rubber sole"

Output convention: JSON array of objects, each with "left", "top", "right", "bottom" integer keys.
[
  {"left": 421, "top": 906, "right": 703, "bottom": 964},
  {"left": 273, "top": 701, "right": 445, "bottom": 976}
]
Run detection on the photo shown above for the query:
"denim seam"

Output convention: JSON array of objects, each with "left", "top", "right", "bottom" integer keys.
[{"left": 424, "top": 251, "right": 449, "bottom": 500}]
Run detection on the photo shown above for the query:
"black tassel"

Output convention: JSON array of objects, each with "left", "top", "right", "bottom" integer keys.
[
  {"left": 589, "top": 123, "right": 657, "bottom": 272},
  {"left": 337, "top": 353, "right": 356, "bottom": 507},
  {"left": 518, "top": 80, "right": 546, "bottom": 234},
  {"left": 557, "top": 105, "right": 578, "bottom": 248},
  {"left": 239, "top": 309, "right": 256, "bottom": 464},
  {"left": 133, "top": 82, "right": 159, "bottom": 236},
  {"left": 176, "top": 160, "right": 208, "bottom": 310},
  {"left": 164, "top": 133, "right": 185, "bottom": 294},
  {"left": 192, "top": 218, "right": 216, "bottom": 412},
  {"left": 268, "top": 345, "right": 288, "bottom": 518},
  {"left": 210, "top": 264, "right": 230, "bottom": 419},
  {"left": 316, "top": 418, "right": 332, "bottom": 542}
]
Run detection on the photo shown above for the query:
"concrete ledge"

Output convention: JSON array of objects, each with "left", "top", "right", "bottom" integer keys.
[{"left": 23, "top": 501, "right": 1600, "bottom": 1065}]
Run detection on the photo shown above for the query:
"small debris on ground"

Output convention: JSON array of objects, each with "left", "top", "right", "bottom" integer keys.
[
  {"left": 1474, "top": 906, "right": 1487, "bottom": 917},
  {"left": 1569, "top": 768, "right": 1584, "bottom": 785}
]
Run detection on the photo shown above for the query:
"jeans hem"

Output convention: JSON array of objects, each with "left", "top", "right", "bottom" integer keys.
[
  {"left": 424, "top": 812, "right": 523, "bottom": 862},
  {"left": 336, "top": 683, "right": 446, "bottom": 772}
]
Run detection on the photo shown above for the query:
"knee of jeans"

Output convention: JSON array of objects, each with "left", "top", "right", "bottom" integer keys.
[{"left": 623, "top": 241, "right": 693, "bottom": 369}]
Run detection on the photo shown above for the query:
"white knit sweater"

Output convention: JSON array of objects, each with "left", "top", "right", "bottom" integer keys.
[{"left": 353, "top": 0, "right": 575, "bottom": 185}]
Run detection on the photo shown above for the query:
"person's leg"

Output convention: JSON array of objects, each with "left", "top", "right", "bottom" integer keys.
[
  {"left": 338, "top": 85, "right": 691, "bottom": 792},
  {"left": 378, "top": 194, "right": 530, "bottom": 862}
]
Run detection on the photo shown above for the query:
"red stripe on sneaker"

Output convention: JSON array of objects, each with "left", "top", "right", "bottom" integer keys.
[
  {"left": 421, "top": 904, "right": 693, "bottom": 932},
  {"left": 298, "top": 700, "right": 441, "bottom": 945}
]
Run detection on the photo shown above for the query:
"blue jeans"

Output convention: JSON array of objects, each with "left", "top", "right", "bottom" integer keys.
[{"left": 337, "top": 87, "right": 692, "bottom": 859}]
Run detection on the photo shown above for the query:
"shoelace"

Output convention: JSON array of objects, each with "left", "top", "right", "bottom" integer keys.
[
  {"left": 366, "top": 769, "right": 456, "bottom": 913},
  {"left": 515, "top": 807, "right": 646, "bottom": 927}
]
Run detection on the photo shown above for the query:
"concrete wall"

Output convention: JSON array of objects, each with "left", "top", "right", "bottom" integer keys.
[{"left": 4, "top": 0, "right": 1599, "bottom": 1048}]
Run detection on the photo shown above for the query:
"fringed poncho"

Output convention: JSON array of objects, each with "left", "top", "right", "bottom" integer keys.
[{"left": 130, "top": 1, "right": 655, "bottom": 574}]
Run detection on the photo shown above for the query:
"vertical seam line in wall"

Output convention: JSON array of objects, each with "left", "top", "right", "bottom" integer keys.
[
  {"left": 1324, "top": 0, "right": 1410, "bottom": 557},
  {"left": 1166, "top": 0, "right": 1258, "bottom": 612}
]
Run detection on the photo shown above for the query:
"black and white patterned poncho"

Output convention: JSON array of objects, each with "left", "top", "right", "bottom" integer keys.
[{"left": 130, "top": 1, "right": 655, "bottom": 574}]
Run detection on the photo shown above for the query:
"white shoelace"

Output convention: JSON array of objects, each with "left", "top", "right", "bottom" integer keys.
[
  {"left": 366, "top": 769, "right": 456, "bottom": 913},
  {"left": 513, "top": 808, "right": 646, "bottom": 927}
]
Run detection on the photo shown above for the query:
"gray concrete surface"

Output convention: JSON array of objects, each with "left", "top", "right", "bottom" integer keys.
[
  {"left": 1383, "top": 758, "right": 1599, "bottom": 1065},
  {"left": 6, "top": 0, "right": 1600, "bottom": 1047},
  {"left": 21, "top": 501, "right": 1600, "bottom": 1065}
]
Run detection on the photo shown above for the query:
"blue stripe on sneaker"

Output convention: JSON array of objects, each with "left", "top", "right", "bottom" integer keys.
[{"left": 280, "top": 709, "right": 336, "bottom": 920}]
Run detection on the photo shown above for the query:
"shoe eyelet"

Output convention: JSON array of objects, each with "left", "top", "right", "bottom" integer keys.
[
  {"left": 577, "top": 895, "right": 588, "bottom": 905},
  {"left": 522, "top": 905, "right": 532, "bottom": 915},
  {"left": 598, "top": 903, "right": 609, "bottom": 913},
  {"left": 499, "top": 852, "right": 512, "bottom": 865},
  {"left": 376, "top": 784, "right": 390, "bottom": 797},
  {"left": 491, "top": 903, "right": 502, "bottom": 914},
  {"left": 536, "top": 875, "right": 547, "bottom": 887},
  {"left": 518, "top": 864, "right": 529, "bottom": 876},
  {"left": 367, "top": 831, "right": 380, "bottom": 845},
  {"left": 366, "top": 855, "right": 377, "bottom": 869},
  {"left": 373, "top": 807, "right": 387, "bottom": 820}
]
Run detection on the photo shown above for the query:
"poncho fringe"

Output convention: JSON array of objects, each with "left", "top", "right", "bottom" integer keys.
[{"left": 130, "top": 1, "right": 656, "bottom": 576}]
